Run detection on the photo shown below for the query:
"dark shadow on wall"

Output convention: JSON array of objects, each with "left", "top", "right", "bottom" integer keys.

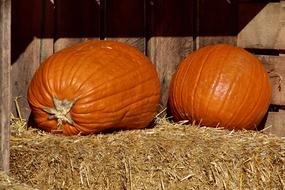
[
  {"left": 11, "top": 0, "right": 273, "bottom": 64},
  {"left": 11, "top": 0, "right": 101, "bottom": 64}
]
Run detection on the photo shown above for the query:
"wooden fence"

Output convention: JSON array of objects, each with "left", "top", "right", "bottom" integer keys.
[{"left": 1, "top": 0, "right": 284, "bottom": 172}]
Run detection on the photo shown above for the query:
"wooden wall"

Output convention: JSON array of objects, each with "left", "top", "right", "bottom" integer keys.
[{"left": 1, "top": 0, "right": 284, "bottom": 171}]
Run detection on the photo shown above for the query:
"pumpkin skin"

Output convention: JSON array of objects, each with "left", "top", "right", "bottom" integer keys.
[
  {"left": 169, "top": 44, "right": 272, "bottom": 130},
  {"left": 27, "top": 40, "right": 160, "bottom": 135}
]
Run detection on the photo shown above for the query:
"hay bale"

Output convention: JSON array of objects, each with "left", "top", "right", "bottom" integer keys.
[
  {"left": 0, "top": 171, "right": 35, "bottom": 190},
  {"left": 10, "top": 118, "right": 285, "bottom": 189}
]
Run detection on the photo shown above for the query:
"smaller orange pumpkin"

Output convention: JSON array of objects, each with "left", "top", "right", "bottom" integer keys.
[{"left": 169, "top": 44, "right": 272, "bottom": 130}]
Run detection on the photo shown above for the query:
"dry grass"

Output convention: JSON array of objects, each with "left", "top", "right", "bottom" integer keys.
[
  {"left": 0, "top": 171, "right": 34, "bottom": 190},
  {"left": 8, "top": 115, "right": 285, "bottom": 190}
]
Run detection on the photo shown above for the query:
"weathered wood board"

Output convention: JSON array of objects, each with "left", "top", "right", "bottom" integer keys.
[
  {"left": 39, "top": 0, "right": 54, "bottom": 63},
  {"left": 0, "top": 0, "right": 11, "bottom": 172},
  {"left": 147, "top": 0, "right": 194, "bottom": 108},
  {"left": 54, "top": 0, "right": 100, "bottom": 51},
  {"left": 238, "top": 2, "right": 285, "bottom": 50},
  {"left": 259, "top": 55, "right": 285, "bottom": 106},
  {"left": 264, "top": 112, "right": 285, "bottom": 137},
  {"left": 195, "top": 36, "right": 237, "bottom": 49},
  {"left": 104, "top": 0, "right": 146, "bottom": 52},
  {"left": 148, "top": 37, "right": 193, "bottom": 109},
  {"left": 195, "top": 0, "right": 238, "bottom": 48}
]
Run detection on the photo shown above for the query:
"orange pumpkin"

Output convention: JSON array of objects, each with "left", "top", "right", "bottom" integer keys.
[
  {"left": 169, "top": 44, "right": 272, "bottom": 130},
  {"left": 27, "top": 40, "right": 160, "bottom": 135}
]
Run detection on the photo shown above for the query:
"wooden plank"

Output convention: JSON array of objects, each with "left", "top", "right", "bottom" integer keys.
[
  {"left": 238, "top": 2, "right": 285, "bottom": 49},
  {"left": 104, "top": 0, "right": 145, "bottom": 52},
  {"left": 39, "top": 0, "right": 55, "bottom": 63},
  {"left": 237, "top": 1, "right": 268, "bottom": 34},
  {"left": 275, "top": 1, "right": 285, "bottom": 50},
  {"left": 258, "top": 55, "right": 285, "bottom": 106},
  {"left": 54, "top": 38, "right": 86, "bottom": 52},
  {"left": 195, "top": 0, "right": 238, "bottom": 48},
  {"left": 264, "top": 112, "right": 285, "bottom": 137},
  {"left": 148, "top": 37, "right": 193, "bottom": 109},
  {"left": 147, "top": 0, "right": 194, "bottom": 108},
  {"left": 54, "top": 0, "right": 100, "bottom": 52},
  {"left": 0, "top": 0, "right": 11, "bottom": 172},
  {"left": 105, "top": 37, "right": 145, "bottom": 53},
  {"left": 11, "top": 0, "right": 44, "bottom": 120},
  {"left": 195, "top": 36, "right": 237, "bottom": 49}
]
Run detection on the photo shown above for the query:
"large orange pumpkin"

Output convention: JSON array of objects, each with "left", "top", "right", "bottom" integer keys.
[
  {"left": 169, "top": 44, "right": 272, "bottom": 130},
  {"left": 27, "top": 40, "right": 160, "bottom": 135}
]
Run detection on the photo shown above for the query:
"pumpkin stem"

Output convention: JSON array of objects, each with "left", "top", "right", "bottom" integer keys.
[{"left": 43, "top": 96, "right": 79, "bottom": 129}]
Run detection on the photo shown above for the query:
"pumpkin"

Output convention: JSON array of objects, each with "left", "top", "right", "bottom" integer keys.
[
  {"left": 168, "top": 44, "right": 272, "bottom": 130},
  {"left": 27, "top": 40, "right": 160, "bottom": 135}
]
